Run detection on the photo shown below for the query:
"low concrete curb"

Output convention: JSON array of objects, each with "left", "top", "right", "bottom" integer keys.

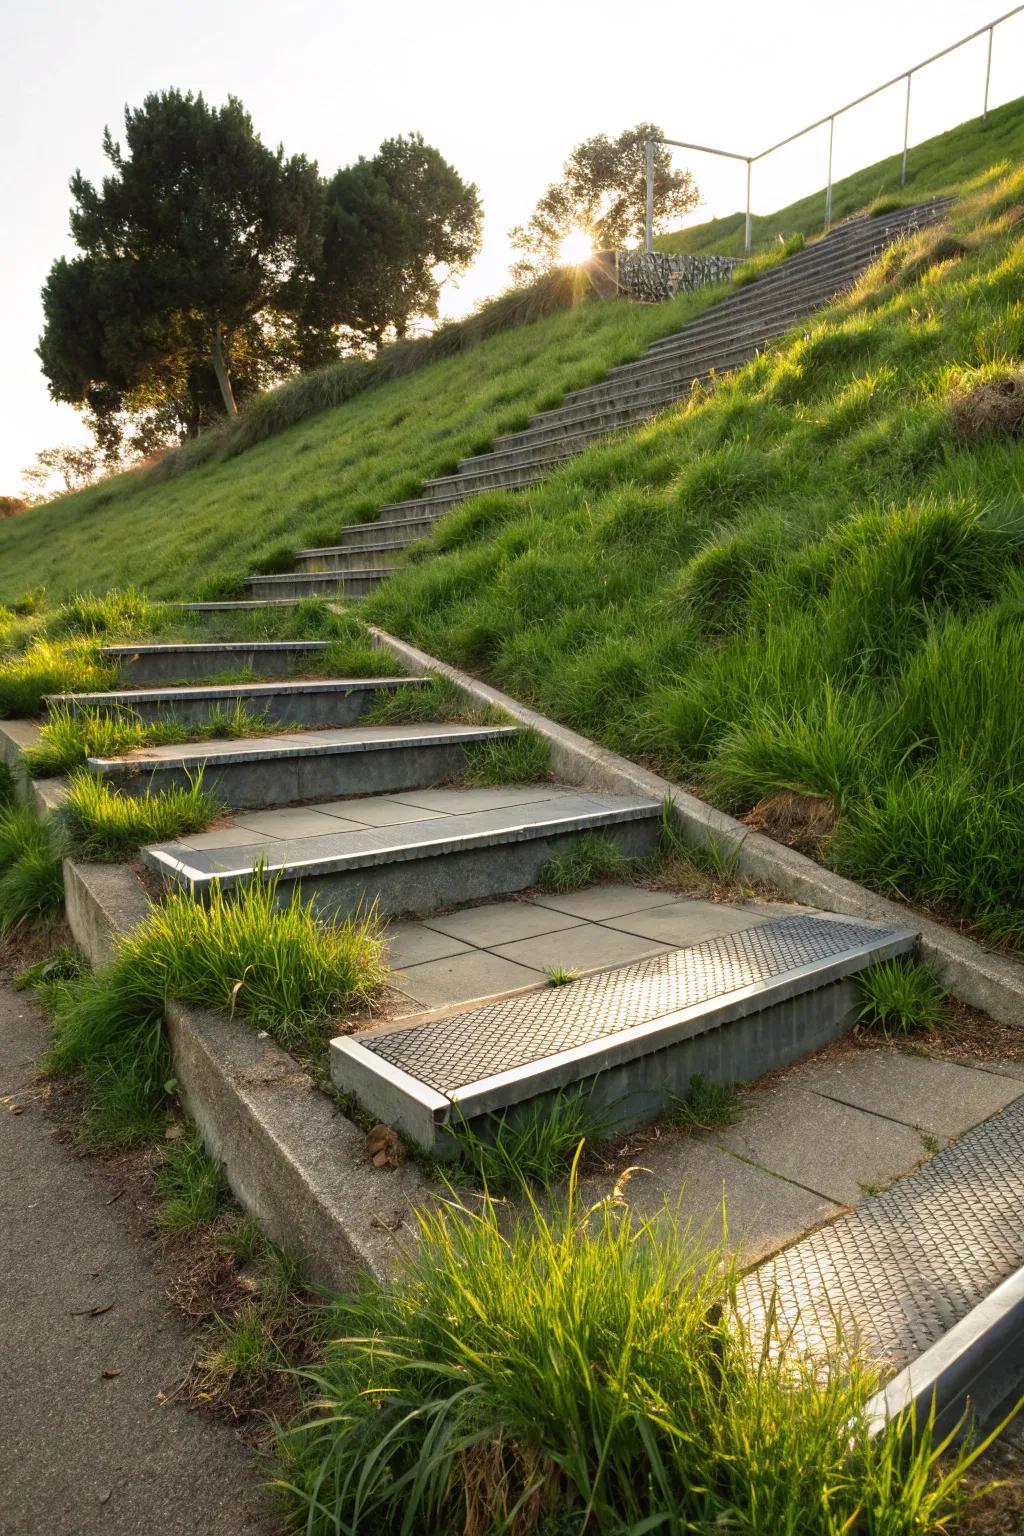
[
  {"left": 63, "top": 858, "right": 429, "bottom": 1289},
  {"left": 366, "top": 625, "right": 1024, "bottom": 1028},
  {"left": 865, "top": 1264, "right": 1024, "bottom": 1438}
]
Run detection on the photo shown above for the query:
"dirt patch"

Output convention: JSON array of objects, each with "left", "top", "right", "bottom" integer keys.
[
  {"left": 959, "top": 1439, "right": 1024, "bottom": 1534},
  {"left": 950, "top": 370, "right": 1024, "bottom": 443},
  {"left": 741, "top": 790, "right": 839, "bottom": 858}
]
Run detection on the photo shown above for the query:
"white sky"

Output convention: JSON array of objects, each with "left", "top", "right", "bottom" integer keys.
[{"left": 1, "top": 0, "right": 1020, "bottom": 492}]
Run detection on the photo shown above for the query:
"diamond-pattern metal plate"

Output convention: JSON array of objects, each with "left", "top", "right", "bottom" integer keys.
[
  {"left": 368, "top": 915, "right": 900, "bottom": 1093},
  {"left": 736, "top": 1093, "right": 1024, "bottom": 1369}
]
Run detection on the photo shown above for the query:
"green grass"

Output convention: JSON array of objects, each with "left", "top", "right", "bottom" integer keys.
[
  {"left": 0, "top": 804, "right": 67, "bottom": 933},
  {"left": 537, "top": 833, "right": 629, "bottom": 892},
  {"left": 22, "top": 701, "right": 274, "bottom": 779},
  {"left": 274, "top": 1167, "right": 999, "bottom": 1534},
  {"left": 360, "top": 674, "right": 498, "bottom": 726},
  {"left": 670, "top": 1073, "right": 743, "bottom": 1132},
  {"left": 0, "top": 285, "right": 735, "bottom": 604},
  {"left": 547, "top": 966, "right": 580, "bottom": 986},
  {"left": 43, "top": 870, "right": 387, "bottom": 1143},
  {"left": 461, "top": 729, "right": 550, "bottom": 785},
  {"left": 156, "top": 1131, "right": 231, "bottom": 1233},
  {"left": 857, "top": 959, "right": 950, "bottom": 1036},
  {"left": 366, "top": 168, "right": 1024, "bottom": 946},
  {"left": 445, "top": 1089, "right": 608, "bottom": 1194},
  {"left": 658, "top": 94, "right": 1024, "bottom": 255},
  {"left": 58, "top": 770, "right": 222, "bottom": 861}
]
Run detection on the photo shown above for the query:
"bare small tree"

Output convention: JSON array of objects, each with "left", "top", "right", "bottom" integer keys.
[
  {"left": 510, "top": 124, "right": 699, "bottom": 283},
  {"left": 21, "top": 443, "right": 102, "bottom": 501}
]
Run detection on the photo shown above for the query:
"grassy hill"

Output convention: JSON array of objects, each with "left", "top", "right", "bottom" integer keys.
[
  {"left": 3, "top": 103, "right": 1024, "bottom": 949},
  {"left": 659, "top": 95, "right": 1024, "bottom": 255},
  {"left": 367, "top": 166, "right": 1024, "bottom": 947}
]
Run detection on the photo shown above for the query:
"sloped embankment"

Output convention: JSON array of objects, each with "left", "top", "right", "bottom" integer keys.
[{"left": 368, "top": 168, "right": 1024, "bottom": 948}]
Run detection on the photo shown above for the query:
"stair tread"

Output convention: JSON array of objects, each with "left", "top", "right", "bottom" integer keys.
[
  {"left": 334, "top": 911, "right": 916, "bottom": 1114},
  {"left": 47, "top": 676, "right": 423, "bottom": 707},
  {"left": 142, "top": 785, "right": 662, "bottom": 883},
  {"left": 100, "top": 641, "right": 331, "bottom": 657},
  {"left": 89, "top": 720, "right": 519, "bottom": 771}
]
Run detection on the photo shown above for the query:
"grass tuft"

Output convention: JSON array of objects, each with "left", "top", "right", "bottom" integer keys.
[
  {"left": 274, "top": 1168, "right": 998, "bottom": 1533},
  {"left": 59, "top": 770, "right": 222, "bottom": 861},
  {"left": 156, "top": 1131, "right": 231, "bottom": 1234},
  {"left": 857, "top": 958, "right": 950, "bottom": 1036},
  {"left": 445, "top": 1091, "right": 609, "bottom": 1194},
  {"left": 670, "top": 1073, "right": 743, "bottom": 1132},
  {"left": 0, "top": 804, "right": 66, "bottom": 933},
  {"left": 537, "top": 833, "right": 628, "bottom": 892},
  {"left": 461, "top": 729, "right": 550, "bottom": 785}
]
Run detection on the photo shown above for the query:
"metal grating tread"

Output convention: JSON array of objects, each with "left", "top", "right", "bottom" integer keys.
[
  {"left": 366, "top": 914, "right": 902, "bottom": 1094},
  {"left": 736, "top": 1093, "right": 1024, "bottom": 1369}
]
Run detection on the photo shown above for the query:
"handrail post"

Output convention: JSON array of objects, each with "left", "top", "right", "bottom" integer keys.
[
  {"left": 984, "top": 24, "right": 994, "bottom": 120},
  {"left": 745, "top": 159, "right": 752, "bottom": 254},
  {"left": 825, "top": 115, "right": 835, "bottom": 229},
  {"left": 901, "top": 71, "right": 912, "bottom": 184},
  {"left": 645, "top": 139, "right": 655, "bottom": 254}
]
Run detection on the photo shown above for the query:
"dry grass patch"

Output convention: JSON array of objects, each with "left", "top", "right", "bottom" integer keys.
[
  {"left": 950, "top": 368, "right": 1024, "bottom": 443},
  {"left": 742, "top": 789, "right": 839, "bottom": 857}
]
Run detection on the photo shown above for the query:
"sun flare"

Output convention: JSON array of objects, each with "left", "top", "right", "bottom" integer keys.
[{"left": 557, "top": 229, "right": 594, "bottom": 266}]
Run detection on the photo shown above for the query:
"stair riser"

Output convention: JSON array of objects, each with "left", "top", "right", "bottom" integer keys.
[
  {"left": 244, "top": 572, "right": 389, "bottom": 600},
  {"left": 295, "top": 546, "right": 407, "bottom": 572},
  {"left": 95, "top": 739, "right": 503, "bottom": 812},
  {"left": 375, "top": 496, "right": 464, "bottom": 524},
  {"left": 338, "top": 517, "right": 437, "bottom": 547},
  {"left": 163, "top": 814, "right": 660, "bottom": 919},
  {"left": 52, "top": 683, "right": 420, "bottom": 731},
  {"left": 109, "top": 645, "right": 330, "bottom": 687}
]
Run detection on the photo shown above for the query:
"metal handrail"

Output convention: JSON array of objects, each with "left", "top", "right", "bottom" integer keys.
[{"left": 644, "top": 5, "right": 1023, "bottom": 255}]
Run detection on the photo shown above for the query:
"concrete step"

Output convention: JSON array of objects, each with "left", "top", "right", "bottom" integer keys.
[
  {"left": 331, "top": 910, "right": 916, "bottom": 1153},
  {"left": 88, "top": 722, "right": 523, "bottom": 810},
  {"left": 45, "top": 676, "right": 427, "bottom": 730},
  {"left": 244, "top": 569, "right": 392, "bottom": 600},
  {"left": 142, "top": 783, "right": 662, "bottom": 916},
  {"left": 293, "top": 542, "right": 410, "bottom": 573},
  {"left": 374, "top": 494, "right": 466, "bottom": 524},
  {"left": 101, "top": 641, "right": 332, "bottom": 687}
]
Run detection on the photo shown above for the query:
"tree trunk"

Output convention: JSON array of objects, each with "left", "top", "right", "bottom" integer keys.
[{"left": 210, "top": 324, "right": 238, "bottom": 417}]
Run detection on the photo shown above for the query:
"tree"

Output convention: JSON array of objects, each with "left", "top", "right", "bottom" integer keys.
[
  {"left": 509, "top": 123, "right": 699, "bottom": 283},
  {"left": 21, "top": 444, "right": 102, "bottom": 501},
  {"left": 315, "top": 134, "right": 482, "bottom": 351},
  {"left": 0, "top": 497, "right": 27, "bottom": 519},
  {"left": 38, "top": 90, "right": 322, "bottom": 452}
]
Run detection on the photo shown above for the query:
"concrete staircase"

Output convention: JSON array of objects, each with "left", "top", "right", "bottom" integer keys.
[
  {"left": 58, "top": 637, "right": 913, "bottom": 1153},
  {"left": 244, "top": 197, "right": 951, "bottom": 604}
]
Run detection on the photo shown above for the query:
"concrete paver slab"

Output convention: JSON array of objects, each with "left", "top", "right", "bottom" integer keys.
[
  {"left": 394, "top": 950, "right": 547, "bottom": 1008},
  {"left": 386, "top": 922, "right": 474, "bottom": 969},
  {"left": 232, "top": 807, "right": 363, "bottom": 839},
  {"left": 602, "top": 899, "right": 769, "bottom": 947},
  {"left": 804, "top": 1050, "right": 1024, "bottom": 1138},
  {"left": 179, "top": 825, "right": 266, "bottom": 851},
  {"left": 712, "top": 1085, "right": 931, "bottom": 1205},
  {"left": 528, "top": 883, "right": 681, "bottom": 921},
  {"left": 491, "top": 925, "right": 673, "bottom": 976},
  {"left": 596, "top": 1139, "right": 843, "bottom": 1267},
  {"left": 318, "top": 797, "right": 445, "bottom": 827},
  {"left": 392, "top": 785, "right": 557, "bottom": 814},
  {"left": 422, "top": 900, "right": 584, "bottom": 947}
]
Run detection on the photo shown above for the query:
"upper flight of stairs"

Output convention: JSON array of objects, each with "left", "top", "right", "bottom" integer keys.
[{"left": 244, "top": 196, "right": 951, "bottom": 603}]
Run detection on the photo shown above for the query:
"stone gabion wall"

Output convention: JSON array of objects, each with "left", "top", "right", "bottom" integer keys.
[{"left": 616, "top": 250, "right": 742, "bottom": 302}]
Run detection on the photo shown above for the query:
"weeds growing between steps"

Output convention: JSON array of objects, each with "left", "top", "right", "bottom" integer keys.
[
  {"left": 0, "top": 592, "right": 400, "bottom": 717},
  {"left": 274, "top": 1156, "right": 1008, "bottom": 1536},
  {"left": 22, "top": 701, "right": 279, "bottom": 778},
  {"left": 34, "top": 871, "right": 385, "bottom": 1144},
  {"left": 370, "top": 167, "right": 1024, "bottom": 950}
]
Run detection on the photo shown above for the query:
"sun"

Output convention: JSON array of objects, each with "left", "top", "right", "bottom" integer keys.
[{"left": 557, "top": 229, "right": 594, "bottom": 266}]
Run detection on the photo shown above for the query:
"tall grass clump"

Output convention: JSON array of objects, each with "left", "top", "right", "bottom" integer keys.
[
  {"left": 59, "top": 771, "right": 222, "bottom": 861},
  {"left": 0, "top": 803, "right": 67, "bottom": 933},
  {"left": 0, "top": 637, "right": 116, "bottom": 718},
  {"left": 275, "top": 1167, "right": 997, "bottom": 1534},
  {"left": 24, "top": 701, "right": 275, "bottom": 778},
  {"left": 446, "top": 1089, "right": 609, "bottom": 1194},
  {"left": 856, "top": 958, "right": 950, "bottom": 1036},
  {"left": 45, "top": 870, "right": 388, "bottom": 1143}
]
